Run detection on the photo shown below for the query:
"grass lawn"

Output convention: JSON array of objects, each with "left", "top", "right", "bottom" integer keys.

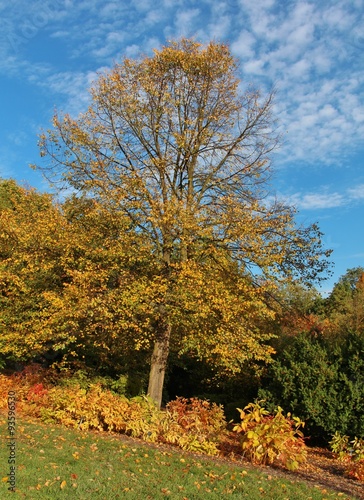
[{"left": 0, "top": 415, "right": 356, "bottom": 499}]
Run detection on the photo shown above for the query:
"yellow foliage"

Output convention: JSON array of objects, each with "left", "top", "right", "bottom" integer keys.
[{"left": 2, "top": 40, "right": 331, "bottom": 405}]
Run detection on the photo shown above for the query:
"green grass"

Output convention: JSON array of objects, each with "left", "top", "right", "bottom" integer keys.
[{"left": 0, "top": 416, "right": 355, "bottom": 499}]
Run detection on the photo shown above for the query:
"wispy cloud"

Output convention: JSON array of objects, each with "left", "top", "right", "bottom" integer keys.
[
  {"left": 288, "top": 192, "right": 345, "bottom": 210},
  {"left": 232, "top": 0, "right": 364, "bottom": 166},
  {"left": 0, "top": 0, "right": 70, "bottom": 63},
  {"left": 1, "top": 0, "right": 363, "bottom": 169},
  {"left": 347, "top": 184, "right": 364, "bottom": 200},
  {"left": 350, "top": 253, "right": 364, "bottom": 259},
  {"left": 282, "top": 182, "right": 364, "bottom": 210}
]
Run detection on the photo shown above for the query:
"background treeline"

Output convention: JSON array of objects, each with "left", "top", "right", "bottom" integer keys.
[{"left": 0, "top": 179, "right": 363, "bottom": 445}]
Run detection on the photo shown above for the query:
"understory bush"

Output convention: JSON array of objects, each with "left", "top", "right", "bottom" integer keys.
[
  {"left": 0, "top": 365, "right": 312, "bottom": 469},
  {"left": 233, "top": 401, "right": 307, "bottom": 471},
  {"left": 42, "top": 390, "right": 227, "bottom": 455},
  {"left": 258, "top": 331, "right": 364, "bottom": 443},
  {"left": 162, "top": 397, "right": 227, "bottom": 455},
  {"left": 0, "top": 366, "right": 226, "bottom": 456},
  {"left": 330, "top": 431, "right": 364, "bottom": 482}
]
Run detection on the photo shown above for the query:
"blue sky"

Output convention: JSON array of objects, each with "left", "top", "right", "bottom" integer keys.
[{"left": 1, "top": 0, "right": 363, "bottom": 294}]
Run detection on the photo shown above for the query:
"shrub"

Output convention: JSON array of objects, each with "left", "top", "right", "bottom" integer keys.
[
  {"left": 162, "top": 397, "right": 227, "bottom": 455},
  {"left": 259, "top": 331, "right": 364, "bottom": 442},
  {"left": 233, "top": 401, "right": 307, "bottom": 470},
  {"left": 330, "top": 432, "right": 364, "bottom": 482},
  {"left": 56, "top": 367, "right": 146, "bottom": 397},
  {"left": 0, "top": 364, "right": 56, "bottom": 413},
  {"left": 0, "top": 367, "right": 227, "bottom": 457},
  {"left": 41, "top": 391, "right": 226, "bottom": 455},
  {"left": 40, "top": 384, "right": 159, "bottom": 439}
]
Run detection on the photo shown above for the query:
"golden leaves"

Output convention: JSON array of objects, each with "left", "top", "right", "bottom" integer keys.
[{"left": 1, "top": 39, "right": 331, "bottom": 405}]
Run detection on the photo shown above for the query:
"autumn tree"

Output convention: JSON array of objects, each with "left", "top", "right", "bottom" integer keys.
[
  {"left": 326, "top": 267, "right": 364, "bottom": 333},
  {"left": 0, "top": 179, "right": 68, "bottom": 362},
  {"left": 0, "top": 180, "right": 156, "bottom": 375},
  {"left": 268, "top": 281, "right": 329, "bottom": 341},
  {"left": 36, "top": 39, "right": 331, "bottom": 407}
]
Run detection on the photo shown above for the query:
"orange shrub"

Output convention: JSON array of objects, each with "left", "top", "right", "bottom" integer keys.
[
  {"left": 0, "top": 367, "right": 227, "bottom": 457},
  {"left": 233, "top": 401, "right": 307, "bottom": 470}
]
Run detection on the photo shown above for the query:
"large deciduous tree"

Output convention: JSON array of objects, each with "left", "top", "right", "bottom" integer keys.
[
  {"left": 0, "top": 181, "right": 153, "bottom": 370},
  {"left": 36, "top": 39, "right": 331, "bottom": 407}
]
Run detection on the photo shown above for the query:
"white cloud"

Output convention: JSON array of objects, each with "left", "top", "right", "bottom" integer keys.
[
  {"left": 1, "top": 0, "right": 363, "bottom": 171},
  {"left": 231, "top": 30, "right": 256, "bottom": 59},
  {"left": 231, "top": 0, "right": 364, "bottom": 166},
  {"left": 34, "top": 69, "right": 103, "bottom": 116},
  {"left": 173, "top": 8, "right": 201, "bottom": 37},
  {"left": 144, "top": 9, "right": 165, "bottom": 26},
  {"left": 244, "top": 58, "right": 267, "bottom": 75},
  {"left": 279, "top": 181, "right": 364, "bottom": 211},
  {"left": 91, "top": 31, "right": 126, "bottom": 58},
  {"left": 123, "top": 44, "right": 142, "bottom": 58},
  {"left": 347, "top": 184, "right": 364, "bottom": 200},
  {"left": 318, "top": 104, "right": 337, "bottom": 119},
  {"left": 288, "top": 58, "right": 311, "bottom": 80},
  {"left": 207, "top": 14, "right": 231, "bottom": 39},
  {"left": 350, "top": 253, "right": 364, "bottom": 259},
  {"left": 289, "top": 192, "right": 345, "bottom": 210}
]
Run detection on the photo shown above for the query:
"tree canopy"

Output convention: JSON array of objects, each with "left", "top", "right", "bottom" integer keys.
[{"left": 33, "top": 39, "right": 331, "bottom": 407}]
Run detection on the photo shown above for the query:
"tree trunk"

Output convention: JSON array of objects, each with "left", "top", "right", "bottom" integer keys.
[{"left": 147, "top": 316, "right": 171, "bottom": 409}]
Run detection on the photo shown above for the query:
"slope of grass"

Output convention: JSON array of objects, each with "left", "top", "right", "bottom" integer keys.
[{"left": 0, "top": 416, "right": 355, "bottom": 499}]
